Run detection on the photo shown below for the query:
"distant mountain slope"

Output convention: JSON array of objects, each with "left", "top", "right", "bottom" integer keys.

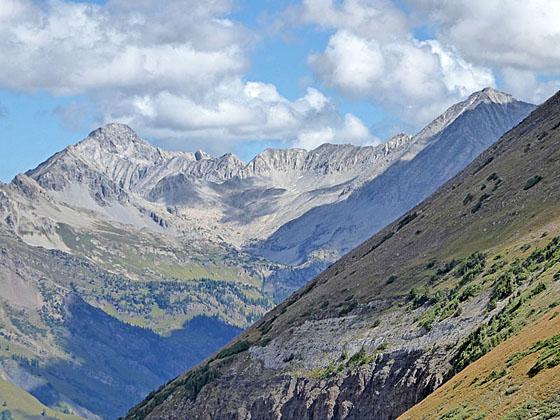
[
  {"left": 0, "top": 88, "right": 536, "bottom": 419},
  {"left": 126, "top": 91, "right": 560, "bottom": 419},
  {"left": 25, "top": 122, "right": 415, "bottom": 243},
  {"left": 0, "top": 231, "right": 242, "bottom": 419},
  {"left": 255, "top": 89, "right": 535, "bottom": 272},
  {"left": 0, "top": 229, "right": 246, "bottom": 419}
]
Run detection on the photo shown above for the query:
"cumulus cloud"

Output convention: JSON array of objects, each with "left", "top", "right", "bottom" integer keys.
[
  {"left": 100, "top": 81, "right": 378, "bottom": 150},
  {"left": 415, "top": 0, "right": 560, "bottom": 72},
  {"left": 301, "top": 0, "right": 408, "bottom": 41},
  {"left": 0, "top": 0, "right": 375, "bottom": 151},
  {"left": 3, "top": 0, "right": 558, "bottom": 150},
  {"left": 501, "top": 68, "right": 560, "bottom": 105},
  {"left": 295, "top": 112, "right": 376, "bottom": 150},
  {"left": 302, "top": 0, "right": 495, "bottom": 126},
  {"left": 413, "top": 0, "right": 560, "bottom": 103},
  {"left": 0, "top": 0, "right": 248, "bottom": 95},
  {"left": 310, "top": 30, "right": 386, "bottom": 96}
]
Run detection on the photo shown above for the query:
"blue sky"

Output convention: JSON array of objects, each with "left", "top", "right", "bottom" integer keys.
[
  {"left": 0, "top": 91, "right": 100, "bottom": 181},
  {"left": 1, "top": 0, "right": 559, "bottom": 181}
]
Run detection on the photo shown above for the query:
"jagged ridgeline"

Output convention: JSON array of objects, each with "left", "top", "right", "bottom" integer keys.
[{"left": 127, "top": 92, "right": 560, "bottom": 420}]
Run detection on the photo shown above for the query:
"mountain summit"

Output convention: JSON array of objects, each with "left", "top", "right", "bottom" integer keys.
[
  {"left": 473, "top": 86, "right": 515, "bottom": 104},
  {"left": 412, "top": 87, "right": 515, "bottom": 146},
  {"left": 82, "top": 123, "right": 144, "bottom": 148}
]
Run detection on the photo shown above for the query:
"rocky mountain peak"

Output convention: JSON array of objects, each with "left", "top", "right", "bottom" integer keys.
[
  {"left": 248, "top": 148, "right": 307, "bottom": 174},
  {"left": 194, "top": 150, "right": 211, "bottom": 161},
  {"left": 216, "top": 153, "right": 245, "bottom": 169},
  {"left": 466, "top": 87, "right": 515, "bottom": 108},
  {"left": 81, "top": 123, "right": 143, "bottom": 149},
  {"left": 413, "top": 88, "right": 524, "bottom": 144},
  {"left": 72, "top": 123, "right": 164, "bottom": 168}
]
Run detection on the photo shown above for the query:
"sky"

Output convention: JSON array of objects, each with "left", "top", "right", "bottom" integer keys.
[{"left": 1, "top": 0, "right": 560, "bottom": 181}]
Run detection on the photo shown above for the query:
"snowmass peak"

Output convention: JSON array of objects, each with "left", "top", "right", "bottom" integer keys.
[
  {"left": 467, "top": 87, "right": 514, "bottom": 108},
  {"left": 85, "top": 123, "right": 143, "bottom": 147},
  {"left": 413, "top": 88, "right": 521, "bottom": 143}
]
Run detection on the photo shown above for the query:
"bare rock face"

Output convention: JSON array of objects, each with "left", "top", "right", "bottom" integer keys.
[
  {"left": 147, "top": 173, "right": 201, "bottom": 207},
  {"left": 0, "top": 188, "right": 15, "bottom": 232},
  {"left": 194, "top": 150, "right": 210, "bottom": 161},
  {"left": 174, "top": 349, "right": 442, "bottom": 420}
]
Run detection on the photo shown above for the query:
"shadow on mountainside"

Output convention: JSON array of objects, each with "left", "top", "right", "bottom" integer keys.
[{"left": 25, "top": 295, "right": 241, "bottom": 419}]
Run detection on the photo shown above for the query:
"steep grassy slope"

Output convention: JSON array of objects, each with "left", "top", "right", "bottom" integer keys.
[
  {"left": 400, "top": 307, "right": 560, "bottom": 419},
  {"left": 126, "top": 92, "right": 560, "bottom": 419},
  {"left": 0, "top": 377, "right": 81, "bottom": 420}
]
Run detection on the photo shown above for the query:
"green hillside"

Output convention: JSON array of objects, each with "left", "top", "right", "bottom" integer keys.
[{"left": 0, "top": 378, "right": 81, "bottom": 420}]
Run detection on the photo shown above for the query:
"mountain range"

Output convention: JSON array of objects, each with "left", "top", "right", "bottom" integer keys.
[
  {"left": 0, "top": 88, "right": 536, "bottom": 418},
  {"left": 127, "top": 91, "right": 560, "bottom": 419}
]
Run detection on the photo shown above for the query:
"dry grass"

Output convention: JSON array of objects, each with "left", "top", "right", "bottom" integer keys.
[
  {"left": 0, "top": 378, "right": 81, "bottom": 419},
  {"left": 400, "top": 308, "right": 560, "bottom": 419}
]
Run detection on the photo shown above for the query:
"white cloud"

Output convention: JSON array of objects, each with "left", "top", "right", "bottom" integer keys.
[
  {"left": 301, "top": 0, "right": 408, "bottom": 41},
  {"left": 425, "top": 41, "right": 495, "bottom": 98},
  {"left": 501, "top": 68, "right": 560, "bottom": 105},
  {"left": 4, "top": 0, "right": 557, "bottom": 151},
  {"left": 310, "top": 30, "right": 385, "bottom": 96},
  {"left": 415, "top": 0, "right": 560, "bottom": 72},
  {"left": 305, "top": 1, "right": 495, "bottom": 126},
  {"left": 0, "top": 0, "right": 375, "bottom": 151},
  {"left": 300, "top": 0, "right": 560, "bottom": 126},
  {"left": 101, "top": 82, "right": 377, "bottom": 150},
  {"left": 294, "top": 112, "right": 377, "bottom": 150},
  {"left": 244, "top": 82, "right": 284, "bottom": 103},
  {"left": 0, "top": 0, "right": 247, "bottom": 95},
  {"left": 296, "top": 88, "right": 329, "bottom": 112},
  {"left": 413, "top": 0, "right": 560, "bottom": 103},
  {"left": 340, "top": 113, "right": 371, "bottom": 141},
  {"left": 296, "top": 127, "right": 335, "bottom": 150}
]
